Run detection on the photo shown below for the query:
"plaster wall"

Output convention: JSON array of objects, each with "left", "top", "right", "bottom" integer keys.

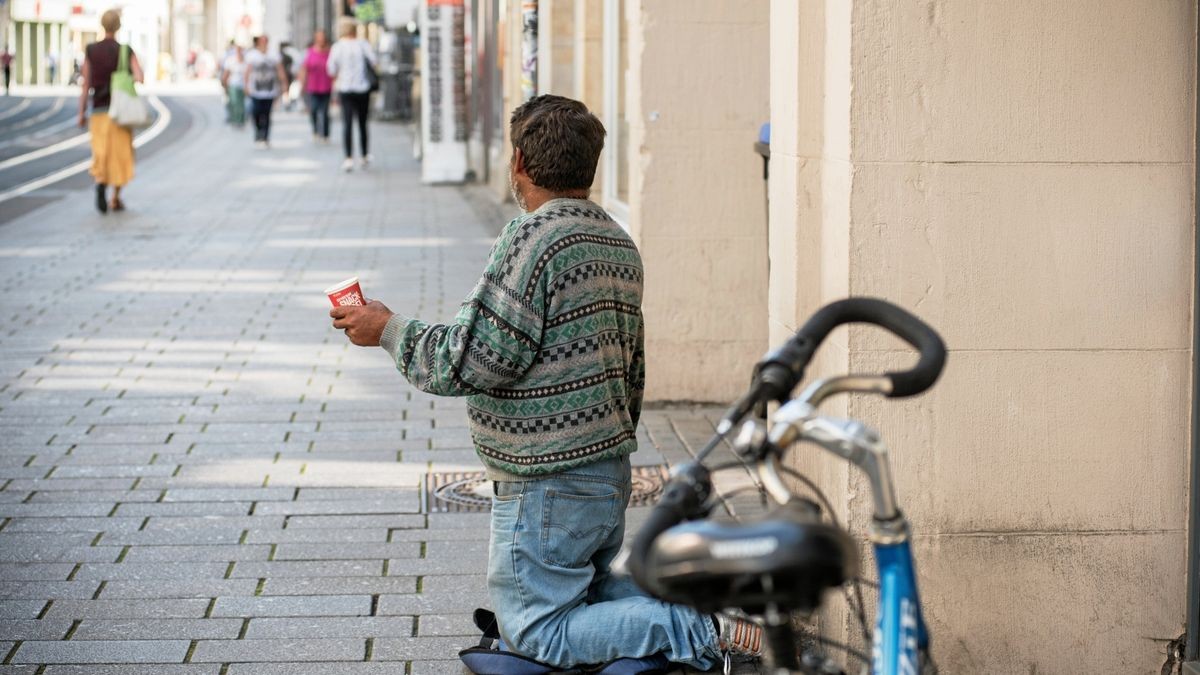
[
  {"left": 629, "top": 0, "right": 770, "bottom": 402},
  {"left": 769, "top": 0, "right": 1196, "bottom": 671},
  {"left": 536, "top": 0, "right": 574, "bottom": 96}
]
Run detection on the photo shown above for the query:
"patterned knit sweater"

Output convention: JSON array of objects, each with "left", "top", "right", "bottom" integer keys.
[{"left": 379, "top": 198, "right": 645, "bottom": 479}]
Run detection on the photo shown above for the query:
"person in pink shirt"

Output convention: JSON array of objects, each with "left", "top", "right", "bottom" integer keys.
[{"left": 299, "top": 30, "right": 333, "bottom": 143}]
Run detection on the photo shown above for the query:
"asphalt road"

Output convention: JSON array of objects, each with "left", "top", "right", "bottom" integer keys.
[{"left": 0, "top": 93, "right": 194, "bottom": 223}]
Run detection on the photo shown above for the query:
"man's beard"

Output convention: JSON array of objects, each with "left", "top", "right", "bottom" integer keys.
[{"left": 508, "top": 169, "right": 528, "bottom": 212}]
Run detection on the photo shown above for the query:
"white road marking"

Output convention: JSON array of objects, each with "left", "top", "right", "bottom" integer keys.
[
  {"left": 0, "top": 96, "right": 171, "bottom": 205},
  {"left": 0, "top": 98, "right": 32, "bottom": 123}
]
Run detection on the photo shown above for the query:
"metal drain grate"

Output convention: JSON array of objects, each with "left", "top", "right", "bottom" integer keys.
[{"left": 424, "top": 465, "right": 671, "bottom": 513}]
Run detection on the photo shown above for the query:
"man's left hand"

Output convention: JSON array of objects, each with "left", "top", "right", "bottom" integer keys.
[{"left": 330, "top": 299, "right": 395, "bottom": 346}]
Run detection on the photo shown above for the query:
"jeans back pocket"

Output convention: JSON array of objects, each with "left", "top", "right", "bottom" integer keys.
[{"left": 540, "top": 487, "right": 620, "bottom": 569}]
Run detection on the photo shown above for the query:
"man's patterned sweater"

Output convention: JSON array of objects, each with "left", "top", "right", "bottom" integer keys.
[{"left": 380, "top": 198, "right": 645, "bottom": 479}]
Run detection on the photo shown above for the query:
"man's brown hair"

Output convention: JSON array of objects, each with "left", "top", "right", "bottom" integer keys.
[{"left": 510, "top": 95, "right": 606, "bottom": 192}]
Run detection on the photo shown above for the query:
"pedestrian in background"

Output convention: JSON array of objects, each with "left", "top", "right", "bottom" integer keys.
[
  {"left": 218, "top": 39, "right": 236, "bottom": 123},
  {"left": 1, "top": 48, "right": 12, "bottom": 95},
  {"left": 327, "top": 18, "right": 376, "bottom": 172},
  {"left": 220, "top": 44, "right": 246, "bottom": 128},
  {"left": 279, "top": 42, "right": 299, "bottom": 111},
  {"left": 78, "top": 9, "right": 142, "bottom": 214},
  {"left": 299, "top": 30, "right": 332, "bottom": 144},
  {"left": 243, "top": 35, "right": 287, "bottom": 149}
]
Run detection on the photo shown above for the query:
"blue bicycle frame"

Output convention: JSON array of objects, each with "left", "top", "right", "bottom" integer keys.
[
  {"left": 872, "top": 538, "right": 929, "bottom": 675},
  {"left": 764, "top": 382, "right": 935, "bottom": 675}
]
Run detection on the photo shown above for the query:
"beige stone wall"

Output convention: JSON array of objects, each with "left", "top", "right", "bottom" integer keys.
[
  {"left": 628, "top": 0, "right": 771, "bottom": 402},
  {"left": 771, "top": 0, "right": 1197, "bottom": 671}
]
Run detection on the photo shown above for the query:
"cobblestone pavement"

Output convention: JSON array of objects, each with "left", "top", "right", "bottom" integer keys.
[{"left": 0, "top": 98, "right": 772, "bottom": 673}]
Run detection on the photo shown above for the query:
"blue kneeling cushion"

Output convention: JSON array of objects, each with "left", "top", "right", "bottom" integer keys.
[{"left": 459, "top": 608, "right": 674, "bottom": 675}]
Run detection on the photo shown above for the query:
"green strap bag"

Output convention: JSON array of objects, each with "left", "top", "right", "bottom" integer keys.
[{"left": 108, "top": 43, "right": 150, "bottom": 128}]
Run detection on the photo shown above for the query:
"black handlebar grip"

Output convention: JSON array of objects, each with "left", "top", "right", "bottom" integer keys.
[{"left": 794, "top": 297, "right": 946, "bottom": 398}]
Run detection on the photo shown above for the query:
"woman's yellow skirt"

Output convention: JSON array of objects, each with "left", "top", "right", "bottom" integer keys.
[{"left": 89, "top": 112, "right": 135, "bottom": 187}]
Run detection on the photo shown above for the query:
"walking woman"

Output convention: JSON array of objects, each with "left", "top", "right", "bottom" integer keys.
[
  {"left": 327, "top": 19, "right": 376, "bottom": 172},
  {"left": 78, "top": 9, "right": 142, "bottom": 214},
  {"left": 299, "top": 30, "right": 332, "bottom": 143},
  {"left": 220, "top": 44, "right": 246, "bottom": 127}
]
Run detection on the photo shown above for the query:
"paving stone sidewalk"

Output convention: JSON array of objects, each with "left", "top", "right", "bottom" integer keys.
[{"left": 0, "top": 96, "right": 766, "bottom": 674}]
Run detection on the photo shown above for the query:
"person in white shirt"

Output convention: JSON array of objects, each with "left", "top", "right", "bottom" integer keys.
[
  {"left": 243, "top": 35, "right": 288, "bottom": 149},
  {"left": 326, "top": 18, "right": 377, "bottom": 172}
]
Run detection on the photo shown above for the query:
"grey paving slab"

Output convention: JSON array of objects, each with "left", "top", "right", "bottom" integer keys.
[
  {"left": 191, "top": 638, "right": 366, "bottom": 662},
  {"left": 0, "top": 619, "right": 74, "bottom": 640},
  {"left": 284, "top": 514, "right": 426, "bottom": 529},
  {"left": 25, "top": 491, "right": 160, "bottom": 504},
  {"left": 73, "top": 562, "right": 230, "bottom": 581},
  {"left": 98, "top": 578, "right": 258, "bottom": 599},
  {"left": 244, "top": 616, "right": 415, "bottom": 639},
  {"left": 386, "top": 527, "right": 488, "bottom": 542},
  {"left": 0, "top": 581, "right": 100, "bottom": 599},
  {"left": 421, "top": 575, "right": 488, "bottom": 595},
  {"left": 243, "top": 527, "right": 387, "bottom": 544},
  {"left": 162, "top": 487, "right": 296, "bottom": 502},
  {"left": 120, "top": 544, "right": 272, "bottom": 563},
  {"left": 0, "top": 601, "right": 48, "bottom": 619},
  {"left": 210, "top": 595, "right": 371, "bottom": 618},
  {"left": 42, "top": 662, "right": 220, "bottom": 667},
  {"left": 272, "top": 542, "right": 422, "bottom": 561},
  {"left": 261, "top": 576, "right": 417, "bottom": 596},
  {"left": 229, "top": 560, "right": 383, "bottom": 578},
  {"left": 417, "top": 613, "right": 478, "bottom": 637},
  {"left": 0, "top": 666, "right": 38, "bottom": 675},
  {"left": 141, "top": 516, "right": 285, "bottom": 531},
  {"left": 113, "top": 502, "right": 253, "bottom": 517},
  {"left": 373, "top": 636, "right": 471, "bottom": 660},
  {"left": 98, "top": 528, "right": 245, "bottom": 546},
  {"left": 384, "top": 558, "right": 485, "bottom": 576},
  {"left": 5, "top": 479, "right": 136, "bottom": 492},
  {"left": 0, "top": 563, "right": 77, "bottom": 581},
  {"left": 410, "top": 661, "right": 476, "bottom": 674},
  {"left": 0, "top": 545, "right": 119, "bottom": 564},
  {"left": 72, "top": 618, "right": 243, "bottom": 640},
  {"left": 11, "top": 639, "right": 190, "bottom": 664},
  {"left": 225, "top": 665, "right": 408, "bottom": 675},
  {"left": 253, "top": 498, "right": 420, "bottom": 516},
  {"left": 4, "top": 517, "right": 145, "bottom": 535},
  {"left": 376, "top": 592, "right": 490, "bottom": 615},
  {"left": 42, "top": 598, "right": 211, "bottom": 619}
]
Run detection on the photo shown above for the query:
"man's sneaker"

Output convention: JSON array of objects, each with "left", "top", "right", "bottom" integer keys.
[
  {"left": 359, "top": 154, "right": 372, "bottom": 170},
  {"left": 341, "top": 159, "right": 354, "bottom": 172},
  {"left": 716, "top": 612, "right": 763, "bottom": 658}
]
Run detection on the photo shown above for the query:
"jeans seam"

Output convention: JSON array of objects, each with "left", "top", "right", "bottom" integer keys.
[{"left": 508, "top": 485, "right": 535, "bottom": 655}]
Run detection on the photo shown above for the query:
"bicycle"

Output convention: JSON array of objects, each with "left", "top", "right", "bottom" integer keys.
[{"left": 625, "top": 297, "right": 947, "bottom": 675}]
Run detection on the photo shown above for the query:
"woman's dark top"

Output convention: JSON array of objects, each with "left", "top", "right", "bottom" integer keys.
[{"left": 86, "top": 39, "right": 134, "bottom": 110}]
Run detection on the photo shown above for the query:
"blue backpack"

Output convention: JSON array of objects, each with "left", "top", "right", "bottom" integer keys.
[{"left": 459, "top": 608, "right": 676, "bottom": 675}]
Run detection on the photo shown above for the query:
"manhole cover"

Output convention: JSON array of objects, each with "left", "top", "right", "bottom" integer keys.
[{"left": 424, "top": 465, "right": 671, "bottom": 513}]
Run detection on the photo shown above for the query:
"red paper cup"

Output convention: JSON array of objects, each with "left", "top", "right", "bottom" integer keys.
[{"left": 325, "top": 277, "right": 365, "bottom": 307}]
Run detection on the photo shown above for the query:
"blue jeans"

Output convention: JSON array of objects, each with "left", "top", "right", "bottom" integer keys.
[{"left": 489, "top": 455, "right": 722, "bottom": 670}]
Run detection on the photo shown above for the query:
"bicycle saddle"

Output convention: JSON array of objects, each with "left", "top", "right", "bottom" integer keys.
[{"left": 643, "top": 499, "right": 857, "bottom": 615}]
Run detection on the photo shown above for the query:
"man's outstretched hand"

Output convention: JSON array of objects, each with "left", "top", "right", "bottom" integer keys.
[{"left": 330, "top": 299, "right": 395, "bottom": 347}]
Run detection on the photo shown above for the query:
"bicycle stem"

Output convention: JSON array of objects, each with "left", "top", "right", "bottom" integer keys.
[{"left": 763, "top": 376, "right": 905, "bottom": 530}]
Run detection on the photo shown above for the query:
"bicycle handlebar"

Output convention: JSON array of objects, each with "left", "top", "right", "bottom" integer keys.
[
  {"left": 718, "top": 298, "right": 946, "bottom": 433},
  {"left": 635, "top": 298, "right": 946, "bottom": 602},
  {"left": 760, "top": 297, "right": 946, "bottom": 399}
]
